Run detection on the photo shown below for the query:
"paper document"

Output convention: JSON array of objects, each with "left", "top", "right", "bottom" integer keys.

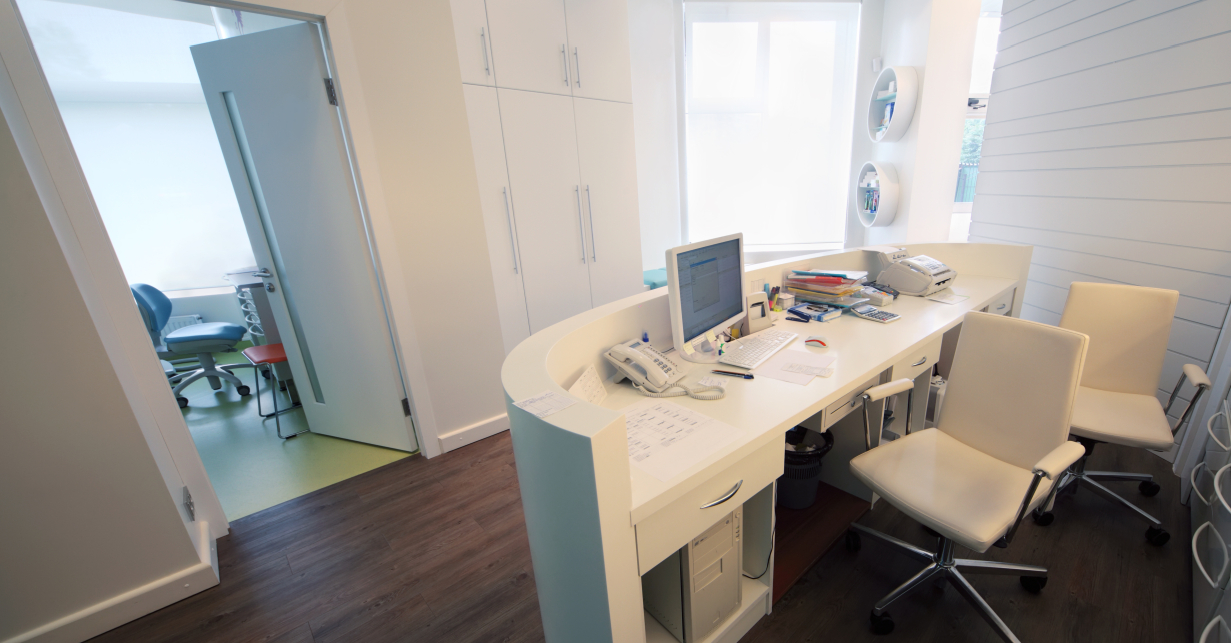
[
  {"left": 697, "top": 376, "right": 726, "bottom": 389},
  {"left": 513, "top": 391, "right": 577, "bottom": 419},
  {"left": 567, "top": 364, "right": 608, "bottom": 405},
  {"left": 755, "top": 349, "right": 838, "bottom": 385},
  {"left": 928, "top": 293, "right": 969, "bottom": 305},
  {"left": 622, "top": 399, "right": 745, "bottom": 481}
]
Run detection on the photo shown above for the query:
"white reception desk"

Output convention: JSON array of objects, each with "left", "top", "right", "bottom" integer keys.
[{"left": 501, "top": 243, "right": 1033, "bottom": 643}]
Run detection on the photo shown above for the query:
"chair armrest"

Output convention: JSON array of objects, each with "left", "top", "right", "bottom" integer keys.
[
  {"left": 1032, "top": 441, "right": 1086, "bottom": 480},
  {"left": 1185, "top": 363, "right": 1213, "bottom": 390},
  {"left": 863, "top": 378, "right": 914, "bottom": 402}
]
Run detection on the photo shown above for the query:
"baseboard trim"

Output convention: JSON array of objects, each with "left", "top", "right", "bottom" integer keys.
[
  {"left": 436, "top": 413, "right": 510, "bottom": 454},
  {"left": 4, "top": 521, "right": 219, "bottom": 643}
]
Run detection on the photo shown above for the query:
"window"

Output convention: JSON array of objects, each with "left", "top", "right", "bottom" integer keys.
[
  {"left": 951, "top": 12, "right": 1000, "bottom": 241},
  {"left": 683, "top": 2, "right": 860, "bottom": 251}
]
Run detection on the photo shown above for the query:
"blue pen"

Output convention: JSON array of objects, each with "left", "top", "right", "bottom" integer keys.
[{"left": 712, "top": 370, "right": 754, "bottom": 380}]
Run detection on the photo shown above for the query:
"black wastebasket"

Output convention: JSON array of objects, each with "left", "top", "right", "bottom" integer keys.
[{"left": 778, "top": 426, "right": 834, "bottom": 510}]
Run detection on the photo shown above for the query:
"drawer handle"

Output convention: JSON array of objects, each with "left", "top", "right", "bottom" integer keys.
[
  {"left": 996, "top": 304, "right": 1007, "bottom": 310},
  {"left": 700, "top": 480, "right": 743, "bottom": 509},
  {"left": 911, "top": 357, "right": 927, "bottom": 367}
]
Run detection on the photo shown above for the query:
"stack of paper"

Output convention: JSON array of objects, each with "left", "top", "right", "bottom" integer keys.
[{"left": 754, "top": 348, "right": 838, "bottom": 386}]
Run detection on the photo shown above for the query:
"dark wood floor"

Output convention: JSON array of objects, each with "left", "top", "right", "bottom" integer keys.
[{"left": 90, "top": 433, "right": 1190, "bottom": 643}]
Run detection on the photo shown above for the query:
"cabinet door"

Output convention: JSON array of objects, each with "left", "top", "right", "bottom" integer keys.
[
  {"left": 498, "top": 89, "right": 593, "bottom": 332},
  {"left": 563, "top": 0, "right": 633, "bottom": 103},
  {"left": 486, "top": 0, "right": 573, "bottom": 96},
  {"left": 450, "top": 0, "right": 496, "bottom": 86},
  {"left": 575, "top": 98, "right": 642, "bottom": 306},
  {"left": 462, "top": 85, "right": 531, "bottom": 353}
]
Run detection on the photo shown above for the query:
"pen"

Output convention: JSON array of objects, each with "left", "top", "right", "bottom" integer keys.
[{"left": 711, "top": 370, "right": 754, "bottom": 380}]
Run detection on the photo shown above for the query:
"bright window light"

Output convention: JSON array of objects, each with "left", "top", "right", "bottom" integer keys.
[
  {"left": 969, "top": 15, "right": 1001, "bottom": 95},
  {"left": 684, "top": 2, "right": 860, "bottom": 249}
]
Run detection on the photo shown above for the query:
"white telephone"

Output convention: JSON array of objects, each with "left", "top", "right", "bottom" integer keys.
[
  {"left": 876, "top": 254, "right": 957, "bottom": 296},
  {"left": 604, "top": 340, "right": 724, "bottom": 400}
]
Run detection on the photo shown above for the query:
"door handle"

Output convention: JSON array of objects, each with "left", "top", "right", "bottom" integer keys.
[
  {"left": 575, "top": 186, "right": 586, "bottom": 263},
  {"left": 700, "top": 480, "right": 743, "bottom": 509},
  {"left": 252, "top": 268, "right": 272, "bottom": 278},
  {"left": 480, "top": 28, "right": 491, "bottom": 76},
  {"left": 585, "top": 185, "right": 596, "bottom": 262},
  {"left": 502, "top": 188, "right": 518, "bottom": 274},
  {"left": 561, "top": 45, "right": 570, "bottom": 85},
  {"left": 911, "top": 357, "right": 927, "bottom": 367},
  {"left": 573, "top": 47, "right": 581, "bottom": 87}
]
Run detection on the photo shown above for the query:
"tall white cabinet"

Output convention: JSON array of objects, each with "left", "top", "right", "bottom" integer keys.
[{"left": 452, "top": 0, "right": 643, "bottom": 353}]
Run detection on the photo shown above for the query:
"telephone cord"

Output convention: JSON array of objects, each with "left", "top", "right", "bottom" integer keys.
[{"left": 633, "top": 382, "right": 726, "bottom": 401}]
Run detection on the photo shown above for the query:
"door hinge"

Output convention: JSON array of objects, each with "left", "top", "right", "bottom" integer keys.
[
  {"left": 402, "top": 398, "right": 412, "bottom": 417},
  {"left": 323, "top": 78, "right": 338, "bottom": 106},
  {"left": 183, "top": 486, "right": 196, "bottom": 521}
]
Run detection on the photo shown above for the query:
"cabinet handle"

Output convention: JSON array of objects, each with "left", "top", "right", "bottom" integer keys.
[
  {"left": 502, "top": 187, "right": 518, "bottom": 274},
  {"left": 585, "top": 185, "right": 596, "bottom": 262},
  {"left": 480, "top": 28, "right": 490, "bottom": 76},
  {"left": 561, "top": 45, "right": 570, "bottom": 85},
  {"left": 574, "top": 47, "right": 581, "bottom": 87},
  {"left": 911, "top": 357, "right": 927, "bottom": 367},
  {"left": 575, "top": 186, "right": 586, "bottom": 263},
  {"left": 700, "top": 480, "right": 743, "bottom": 509},
  {"left": 996, "top": 303, "right": 1007, "bottom": 310}
]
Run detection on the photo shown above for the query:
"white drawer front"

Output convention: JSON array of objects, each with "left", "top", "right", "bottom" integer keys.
[
  {"left": 985, "top": 288, "right": 1015, "bottom": 316},
  {"left": 636, "top": 437, "right": 783, "bottom": 573},
  {"left": 891, "top": 335, "right": 942, "bottom": 381},
  {"left": 823, "top": 374, "right": 883, "bottom": 431}
]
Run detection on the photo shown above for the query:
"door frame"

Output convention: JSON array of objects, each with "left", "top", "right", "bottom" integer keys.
[{"left": 0, "top": 0, "right": 445, "bottom": 541}]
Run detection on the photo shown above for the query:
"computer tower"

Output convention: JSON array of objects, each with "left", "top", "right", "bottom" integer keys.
[{"left": 642, "top": 507, "right": 743, "bottom": 643}]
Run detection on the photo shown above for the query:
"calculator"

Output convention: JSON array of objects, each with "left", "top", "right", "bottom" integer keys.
[{"left": 851, "top": 304, "right": 901, "bottom": 323}]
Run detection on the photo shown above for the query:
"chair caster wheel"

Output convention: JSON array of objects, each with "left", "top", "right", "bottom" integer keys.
[
  {"left": 1146, "top": 526, "right": 1170, "bottom": 546},
  {"left": 1139, "top": 480, "right": 1161, "bottom": 497},
  {"left": 237, "top": 385, "right": 251, "bottom": 396},
  {"left": 1032, "top": 511, "right": 1055, "bottom": 526},
  {"left": 177, "top": 397, "right": 189, "bottom": 409},
  {"left": 870, "top": 611, "right": 894, "bottom": 635},
  {"left": 1020, "top": 575, "right": 1047, "bottom": 594},
  {"left": 845, "top": 530, "right": 861, "bottom": 552},
  {"left": 261, "top": 369, "right": 271, "bottom": 380}
]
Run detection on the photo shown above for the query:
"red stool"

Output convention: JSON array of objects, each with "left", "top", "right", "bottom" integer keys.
[{"left": 242, "top": 343, "right": 307, "bottom": 439}]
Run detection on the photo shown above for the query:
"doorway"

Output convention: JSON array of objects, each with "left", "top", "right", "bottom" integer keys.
[{"left": 15, "top": 0, "right": 418, "bottom": 520}]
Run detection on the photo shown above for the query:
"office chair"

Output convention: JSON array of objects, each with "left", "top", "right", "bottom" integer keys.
[
  {"left": 131, "top": 284, "right": 251, "bottom": 408},
  {"left": 1035, "top": 282, "right": 1212, "bottom": 545},
  {"left": 846, "top": 312, "right": 1088, "bottom": 642}
]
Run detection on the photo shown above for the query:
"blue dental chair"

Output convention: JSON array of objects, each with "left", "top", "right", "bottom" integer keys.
[{"left": 131, "top": 284, "right": 251, "bottom": 408}]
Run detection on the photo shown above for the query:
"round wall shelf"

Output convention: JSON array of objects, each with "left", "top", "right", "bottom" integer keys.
[
  {"left": 855, "top": 161, "right": 898, "bottom": 227},
  {"left": 867, "top": 66, "right": 918, "bottom": 143}
]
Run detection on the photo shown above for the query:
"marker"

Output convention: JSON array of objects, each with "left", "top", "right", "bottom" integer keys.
[{"left": 711, "top": 370, "right": 754, "bottom": 380}]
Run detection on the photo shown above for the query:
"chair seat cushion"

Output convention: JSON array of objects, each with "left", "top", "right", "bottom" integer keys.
[
  {"left": 165, "top": 322, "right": 247, "bottom": 345},
  {"left": 1070, "top": 386, "right": 1173, "bottom": 450},
  {"left": 850, "top": 429, "right": 1052, "bottom": 553},
  {"left": 242, "top": 343, "right": 288, "bottom": 365}
]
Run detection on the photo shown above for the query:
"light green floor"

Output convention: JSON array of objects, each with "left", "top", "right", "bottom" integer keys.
[{"left": 178, "top": 347, "right": 409, "bottom": 521}]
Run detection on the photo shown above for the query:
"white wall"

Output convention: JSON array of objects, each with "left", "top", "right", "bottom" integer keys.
[
  {"left": 0, "top": 102, "right": 215, "bottom": 643},
  {"left": 629, "top": 0, "right": 682, "bottom": 271},
  {"left": 970, "top": 0, "right": 1231, "bottom": 459}
]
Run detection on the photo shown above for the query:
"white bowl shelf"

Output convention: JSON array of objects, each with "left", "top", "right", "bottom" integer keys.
[
  {"left": 854, "top": 161, "right": 898, "bottom": 228},
  {"left": 867, "top": 66, "right": 918, "bottom": 143}
]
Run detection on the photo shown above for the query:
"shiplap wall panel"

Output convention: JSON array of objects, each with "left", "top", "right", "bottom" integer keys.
[
  {"left": 974, "top": 0, "right": 1231, "bottom": 453},
  {"left": 998, "top": 0, "right": 1197, "bottom": 56},
  {"left": 985, "top": 84, "right": 1231, "bottom": 139},
  {"left": 993, "top": 0, "right": 1231, "bottom": 91},
  {"left": 1003, "top": 0, "right": 1039, "bottom": 15},
  {"left": 982, "top": 109, "right": 1231, "bottom": 156},
  {"left": 971, "top": 195, "right": 1231, "bottom": 251},
  {"left": 987, "top": 33, "right": 1231, "bottom": 122}
]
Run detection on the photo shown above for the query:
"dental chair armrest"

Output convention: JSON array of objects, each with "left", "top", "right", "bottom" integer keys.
[{"left": 1032, "top": 441, "right": 1086, "bottom": 480}]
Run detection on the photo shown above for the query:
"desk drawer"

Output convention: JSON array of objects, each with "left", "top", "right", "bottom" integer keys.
[
  {"left": 824, "top": 374, "right": 882, "bottom": 430},
  {"left": 985, "top": 288, "right": 1015, "bottom": 316},
  {"left": 636, "top": 438, "right": 783, "bottom": 573},
  {"left": 891, "top": 335, "right": 942, "bottom": 381}
]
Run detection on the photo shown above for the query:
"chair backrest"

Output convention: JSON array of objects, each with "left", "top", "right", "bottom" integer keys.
[
  {"left": 938, "top": 312, "right": 1088, "bottom": 472},
  {"left": 130, "top": 283, "right": 173, "bottom": 341},
  {"left": 1058, "top": 282, "right": 1177, "bottom": 396}
]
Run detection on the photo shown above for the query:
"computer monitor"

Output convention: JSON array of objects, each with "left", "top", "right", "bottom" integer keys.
[{"left": 665, "top": 233, "right": 747, "bottom": 363}]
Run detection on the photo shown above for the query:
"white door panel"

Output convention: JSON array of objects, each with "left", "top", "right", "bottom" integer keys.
[
  {"left": 575, "top": 98, "right": 642, "bottom": 306},
  {"left": 192, "top": 24, "right": 415, "bottom": 451},
  {"left": 497, "top": 89, "right": 592, "bottom": 332},
  {"left": 486, "top": 0, "right": 573, "bottom": 96},
  {"left": 462, "top": 85, "right": 531, "bottom": 353},
  {"left": 450, "top": 0, "right": 496, "bottom": 86},
  {"left": 563, "top": 0, "right": 633, "bottom": 103}
]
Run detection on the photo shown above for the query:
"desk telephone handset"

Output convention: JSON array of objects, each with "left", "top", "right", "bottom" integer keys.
[
  {"left": 605, "top": 340, "right": 724, "bottom": 400},
  {"left": 877, "top": 254, "right": 957, "bottom": 297}
]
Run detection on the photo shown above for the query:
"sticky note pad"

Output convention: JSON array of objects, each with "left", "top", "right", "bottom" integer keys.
[
  {"left": 682, "top": 342, "right": 696, "bottom": 355},
  {"left": 705, "top": 330, "right": 717, "bottom": 342}
]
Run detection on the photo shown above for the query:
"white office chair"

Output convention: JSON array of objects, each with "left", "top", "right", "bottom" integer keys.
[
  {"left": 1036, "top": 282, "right": 1212, "bottom": 545},
  {"left": 846, "top": 312, "right": 1089, "bottom": 642}
]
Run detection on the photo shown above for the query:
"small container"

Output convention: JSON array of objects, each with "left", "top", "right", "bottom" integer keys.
[{"left": 777, "top": 293, "right": 796, "bottom": 310}]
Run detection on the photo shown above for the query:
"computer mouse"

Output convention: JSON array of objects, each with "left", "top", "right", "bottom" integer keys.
[{"left": 805, "top": 336, "right": 829, "bottom": 349}]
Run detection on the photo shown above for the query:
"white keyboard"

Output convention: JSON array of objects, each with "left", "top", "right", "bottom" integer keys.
[{"left": 718, "top": 328, "right": 798, "bottom": 370}]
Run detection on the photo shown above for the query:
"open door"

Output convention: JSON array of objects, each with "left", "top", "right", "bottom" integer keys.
[{"left": 192, "top": 23, "right": 416, "bottom": 452}]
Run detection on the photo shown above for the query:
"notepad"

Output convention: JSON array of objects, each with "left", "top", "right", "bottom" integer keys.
[
  {"left": 513, "top": 391, "right": 577, "bottom": 418},
  {"left": 567, "top": 364, "right": 608, "bottom": 405},
  {"left": 622, "top": 399, "right": 745, "bottom": 481}
]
